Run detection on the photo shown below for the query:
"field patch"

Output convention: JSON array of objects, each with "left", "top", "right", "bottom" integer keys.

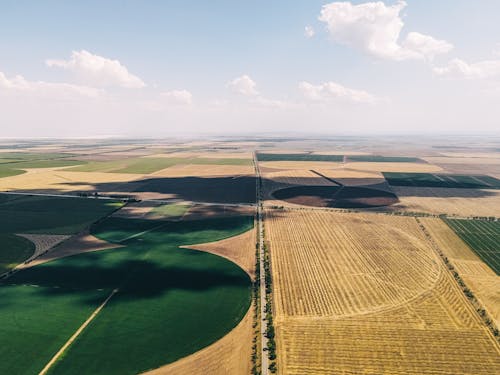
[
  {"left": 444, "top": 219, "right": 500, "bottom": 275},
  {"left": 345, "top": 162, "right": 442, "bottom": 173},
  {"left": 257, "top": 153, "right": 344, "bottom": 162},
  {"left": 0, "top": 234, "right": 35, "bottom": 274},
  {"left": 384, "top": 172, "right": 500, "bottom": 189},
  {"left": 266, "top": 210, "right": 500, "bottom": 374},
  {"left": 0, "top": 195, "right": 122, "bottom": 235},
  {"left": 0, "top": 216, "right": 254, "bottom": 375}
]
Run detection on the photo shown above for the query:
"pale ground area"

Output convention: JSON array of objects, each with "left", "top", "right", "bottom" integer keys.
[
  {"left": 0, "top": 168, "right": 143, "bottom": 192},
  {"left": 344, "top": 161, "right": 443, "bottom": 172},
  {"left": 181, "top": 227, "right": 256, "bottom": 279},
  {"left": 438, "top": 152, "right": 500, "bottom": 159},
  {"left": 259, "top": 161, "right": 342, "bottom": 170},
  {"left": 15, "top": 234, "right": 69, "bottom": 262},
  {"left": 423, "top": 156, "right": 500, "bottom": 166},
  {"left": 391, "top": 187, "right": 500, "bottom": 217},
  {"left": 266, "top": 209, "right": 500, "bottom": 375},
  {"left": 182, "top": 205, "right": 255, "bottom": 220},
  {"left": 314, "top": 168, "right": 386, "bottom": 186},
  {"left": 146, "top": 151, "right": 253, "bottom": 159},
  {"left": 142, "top": 307, "right": 253, "bottom": 375},
  {"left": 21, "top": 230, "right": 122, "bottom": 268},
  {"left": 111, "top": 201, "right": 164, "bottom": 219},
  {"left": 311, "top": 151, "right": 371, "bottom": 155},
  {"left": 420, "top": 218, "right": 500, "bottom": 327},
  {"left": 150, "top": 164, "right": 254, "bottom": 177}
]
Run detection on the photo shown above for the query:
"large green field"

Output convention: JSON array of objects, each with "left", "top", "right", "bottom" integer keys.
[
  {"left": 69, "top": 156, "right": 251, "bottom": 174},
  {"left": 0, "top": 152, "right": 85, "bottom": 179},
  {"left": 444, "top": 219, "right": 500, "bottom": 275},
  {"left": 0, "top": 195, "right": 122, "bottom": 235},
  {"left": 384, "top": 172, "right": 500, "bottom": 189},
  {"left": 0, "top": 215, "right": 253, "bottom": 375}
]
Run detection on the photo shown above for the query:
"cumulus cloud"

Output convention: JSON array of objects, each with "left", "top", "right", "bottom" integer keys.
[
  {"left": 299, "top": 81, "right": 377, "bottom": 103},
  {"left": 0, "top": 70, "right": 102, "bottom": 98},
  {"left": 433, "top": 58, "right": 500, "bottom": 80},
  {"left": 227, "top": 74, "right": 259, "bottom": 96},
  {"left": 318, "top": 1, "right": 452, "bottom": 61},
  {"left": 305, "top": 25, "right": 315, "bottom": 38},
  {"left": 160, "top": 89, "right": 193, "bottom": 105},
  {"left": 46, "top": 50, "right": 145, "bottom": 88}
]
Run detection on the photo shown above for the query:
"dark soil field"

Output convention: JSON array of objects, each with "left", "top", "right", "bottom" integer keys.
[
  {"left": 384, "top": 172, "right": 500, "bottom": 189},
  {"left": 272, "top": 184, "right": 399, "bottom": 208}
]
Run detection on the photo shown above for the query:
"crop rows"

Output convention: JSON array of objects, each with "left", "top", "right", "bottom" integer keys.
[
  {"left": 265, "top": 209, "right": 500, "bottom": 374},
  {"left": 444, "top": 219, "right": 500, "bottom": 275}
]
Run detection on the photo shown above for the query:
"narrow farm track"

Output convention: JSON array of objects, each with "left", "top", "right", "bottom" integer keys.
[
  {"left": 38, "top": 288, "right": 119, "bottom": 375},
  {"left": 254, "top": 152, "right": 269, "bottom": 375}
]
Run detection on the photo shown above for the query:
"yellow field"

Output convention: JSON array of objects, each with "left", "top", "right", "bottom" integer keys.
[
  {"left": 265, "top": 209, "right": 500, "bottom": 374},
  {"left": 0, "top": 168, "right": 142, "bottom": 192},
  {"left": 142, "top": 303, "right": 254, "bottom": 375},
  {"left": 392, "top": 187, "right": 500, "bottom": 217},
  {"left": 259, "top": 161, "right": 342, "bottom": 170},
  {"left": 314, "top": 167, "right": 385, "bottom": 186},
  {"left": 420, "top": 218, "right": 500, "bottom": 327},
  {"left": 151, "top": 164, "right": 254, "bottom": 177},
  {"left": 344, "top": 161, "right": 442, "bottom": 172},
  {"left": 181, "top": 227, "right": 256, "bottom": 278}
]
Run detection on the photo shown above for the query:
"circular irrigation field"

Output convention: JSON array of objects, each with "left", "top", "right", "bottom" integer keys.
[
  {"left": 272, "top": 185, "right": 399, "bottom": 208},
  {"left": 0, "top": 216, "right": 253, "bottom": 375}
]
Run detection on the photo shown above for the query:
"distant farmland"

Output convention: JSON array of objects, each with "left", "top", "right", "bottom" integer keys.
[
  {"left": 384, "top": 172, "right": 500, "bottom": 189},
  {"left": 256, "top": 153, "right": 344, "bottom": 162},
  {"left": 347, "top": 155, "right": 423, "bottom": 163},
  {"left": 445, "top": 219, "right": 500, "bottom": 275}
]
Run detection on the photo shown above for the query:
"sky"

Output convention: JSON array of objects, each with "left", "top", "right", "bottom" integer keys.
[{"left": 1, "top": 0, "right": 500, "bottom": 137}]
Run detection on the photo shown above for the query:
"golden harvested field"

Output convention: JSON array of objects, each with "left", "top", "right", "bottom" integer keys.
[
  {"left": 420, "top": 218, "right": 500, "bottom": 327},
  {"left": 181, "top": 227, "right": 256, "bottom": 278},
  {"left": 142, "top": 307, "right": 253, "bottom": 375},
  {"left": 147, "top": 152, "right": 253, "bottom": 159},
  {"left": 0, "top": 168, "right": 142, "bottom": 192},
  {"left": 391, "top": 187, "right": 500, "bottom": 217},
  {"left": 344, "top": 161, "right": 443, "bottom": 172},
  {"left": 265, "top": 209, "right": 500, "bottom": 374},
  {"left": 259, "top": 161, "right": 342, "bottom": 170},
  {"left": 150, "top": 164, "right": 254, "bottom": 177},
  {"left": 314, "top": 168, "right": 386, "bottom": 186}
]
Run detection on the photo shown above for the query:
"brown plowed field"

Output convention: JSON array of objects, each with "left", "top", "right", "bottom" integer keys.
[{"left": 266, "top": 209, "right": 500, "bottom": 374}]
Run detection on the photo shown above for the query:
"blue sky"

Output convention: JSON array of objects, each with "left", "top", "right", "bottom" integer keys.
[{"left": 1, "top": 1, "right": 500, "bottom": 137}]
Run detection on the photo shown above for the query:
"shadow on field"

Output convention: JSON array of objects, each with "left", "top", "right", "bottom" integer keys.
[{"left": 0, "top": 257, "right": 250, "bottom": 307}]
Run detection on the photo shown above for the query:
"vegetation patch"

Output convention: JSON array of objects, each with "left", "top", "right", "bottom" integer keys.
[
  {"left": 0, "top": 234, "right": 35, "bottom": 274},
  {"left": 384, "top": 172, "right": 500, "bottom": 189},
  {"left": 0, "top": 195, "right": 123, "bottom": 235},
  {"left": 0, "top": 216, "right": 253, "bottom": 375},
  {"left": 444, "top": 219, "right": 500, "bottom": 275}
]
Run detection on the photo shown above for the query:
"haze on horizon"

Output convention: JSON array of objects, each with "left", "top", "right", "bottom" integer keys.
[{"left": 1, "top": 0, "right": 500, "bottom": 138}]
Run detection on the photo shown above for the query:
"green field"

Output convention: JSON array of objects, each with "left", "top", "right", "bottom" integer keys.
[
  {"left": 347, "top": 155, "right": 423, "bottom": 163},
  {"left": 0, "top": 152, "right": 85, "bottom": 179},
  {"left": 257, "top": 153, "right": 344, "bottom": 162},
  {"left": 150, "top": 203, "right": 191, "bottom": 218},
  {"left": 0, "top": 234, "right": 35, "bottom": 274},
  {"left": 383, "top": 172, "right": 500, "bottom": 189},
  {"left": 0, "top": 195, "right": 123, "bottom": 234},
  {"left": 69, "top": 156, "right": 251, "bottom": 174},
  {"left": 444, "top": 219, "right": 500, "bottom": 275},
  {"left": 0, "top": 216, "right": 253, "bottom": 375}
]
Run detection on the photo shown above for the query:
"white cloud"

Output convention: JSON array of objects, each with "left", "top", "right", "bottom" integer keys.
[
  {"left": 318, "top": 1, "right": 452, "bottom": 61},
  {"left": 433, "top": 58, "right": 500, "bottom": 79},
  {"left": 299, "top": 81, "right": 377, "bottom": 103},
  {"left": 227, "top": 74, "right": 259, "bottom": 96},
  {"left": 160, "top": 89, "right": 193, "bottom": 105},
  {"left": 305, "top": 26, "right": 315, "bottom": 38},
  {"left": 46, "top": 50, "right": 145, "bottom": 88},
  {"left": 0, "top": 70, "right": 102, "bottom": 98}
]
